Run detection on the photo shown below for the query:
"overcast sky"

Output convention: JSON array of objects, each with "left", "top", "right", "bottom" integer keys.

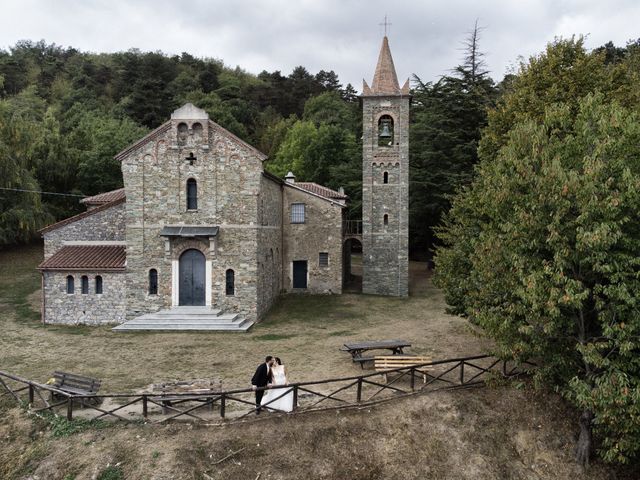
[{"left": 2, "top": 0, "right": 639, "bottom": 90}]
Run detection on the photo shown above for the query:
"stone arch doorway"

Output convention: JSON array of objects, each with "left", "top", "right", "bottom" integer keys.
[
  {"left": 343, "top": 238, "right": 363, "bottom": 293},
  {"left": 179, "top": 249, "right": 206, "bottom": 306}
]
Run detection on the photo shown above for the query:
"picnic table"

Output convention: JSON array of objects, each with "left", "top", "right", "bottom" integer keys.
[{"left": 341, "top": 339, "right": 411, "bottom": 368}]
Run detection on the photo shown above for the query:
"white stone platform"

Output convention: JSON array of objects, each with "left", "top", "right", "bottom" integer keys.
[{"left": 112, "top": 306, "right": 253, "bottom": 332}]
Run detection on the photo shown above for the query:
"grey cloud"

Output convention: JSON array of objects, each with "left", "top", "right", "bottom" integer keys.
[{"left": 2, "top": 0, "right": 639, "bottom": 90}]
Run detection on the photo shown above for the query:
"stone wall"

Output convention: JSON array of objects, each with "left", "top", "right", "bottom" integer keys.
[
  {"left": 43, "top": 203, "right": 126, "bottom": 259},
  {"left": 256, "top": 175, "right": 283, "bottom": 319},
  {"left": 121, "top": 110, "right": 266, "bottom": 321},
  {"left": 361, "top": 96, "right": 410, "bottom": 297},
  {"left": 42, "top": 271, "right": 126, "bottom": 324},
  {"left": 282, "top": 185, "right": 343, "bottom": 294}
]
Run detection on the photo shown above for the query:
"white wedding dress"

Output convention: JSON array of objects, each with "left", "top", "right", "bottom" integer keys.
[{"left": 261, "top": 365, "right": 294, "bottom": 412}]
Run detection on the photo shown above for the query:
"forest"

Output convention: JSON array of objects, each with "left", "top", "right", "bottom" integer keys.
[
  {"left": 0, "top": 31, "right": 635, "bottom": 257},
  {"left": 0, "top": 27, "right": 497, "bottom": 255}
]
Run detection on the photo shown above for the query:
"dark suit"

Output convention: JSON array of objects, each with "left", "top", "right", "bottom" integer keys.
[{"left": 251, "top": 363, "right": 272, "bottom": 411}]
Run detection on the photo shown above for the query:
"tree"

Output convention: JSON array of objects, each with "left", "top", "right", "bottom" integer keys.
[
  {"left": 409, "top": 23, "right": 496, "bottom": 257},
  {"left": 71, "top": 112, "right": 148, "bottom": 196},
  {"left": 0, "top": 101, "right": 51, "bottom": 243},
  {"left": 435, "top": 84, "right": 640, "bottom": 466}
]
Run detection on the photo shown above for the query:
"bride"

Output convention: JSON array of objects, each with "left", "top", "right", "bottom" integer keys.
[{"left": 261, "top": 357, "right": 294, "bottom": 412}]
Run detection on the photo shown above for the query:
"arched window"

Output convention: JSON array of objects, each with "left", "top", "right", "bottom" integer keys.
[
  {"left": 225, "top": 269, "right": 235, "bottom": 296},
  {"left": 149, "top": 269, "right": 158, "bottom": 295},
  {"left": 177, "top": 122, "right": 188, "bottom": 144},
  {"left": 95, "top": 276, "right": 103, "bottom": 294},
  {"left": 383, "top": 171, "right": 389, "bottom": 184},
  {"left": 383, "top": 214, "right": 389, "bottom": 227},
  {"left": 186, "top": 179, "right": 197, "bottom": 210},
  {"left": 66, "top": 275, "right": 74, "bottom": 294},
  {"left": 378, "top": 115, "right": 394, "bottom": 147},
  {"left": 81, "top": 275, "right": 89, "bottom": 294}
]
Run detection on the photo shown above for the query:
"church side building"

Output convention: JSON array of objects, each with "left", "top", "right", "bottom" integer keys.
[
  {"left": 38, "top": 104, "right": 346, "bottom": 328},
  {"left": 361, "top": 36, "right": 410, "bottom": 296}
]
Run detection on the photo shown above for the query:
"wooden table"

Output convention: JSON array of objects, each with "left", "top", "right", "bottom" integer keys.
[{"left": 341, "top": 339, "right": 411, "bottom": 368}]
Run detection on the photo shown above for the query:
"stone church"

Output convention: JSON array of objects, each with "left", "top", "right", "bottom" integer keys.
[{"left": 38, "top": 36, "right": 409, "bottom": 330}]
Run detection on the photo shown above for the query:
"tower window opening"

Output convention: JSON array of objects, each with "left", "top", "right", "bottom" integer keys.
[
  {"left": 383, "top": 214, "right": 389, "bottom": 227},
  {"left": 378, "top": 115, "right": 394, "bottom": 147},
  {"left": 383, "top": 171, "right": 389, "bottom": 184}
]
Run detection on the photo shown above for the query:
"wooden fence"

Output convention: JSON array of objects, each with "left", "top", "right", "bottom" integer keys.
[{"left": 0, "top": 354, "right": 532, "bottom": 424}]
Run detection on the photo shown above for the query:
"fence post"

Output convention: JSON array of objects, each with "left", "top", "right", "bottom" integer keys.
[
  {"left": 292, "top": 385, "right": 298, "bottom": 412},
  {"left": 459, "top": 362, "right": 465, "bottom": 385},
  {"left": 142, "top": 395, "right": 148, "bottom": 418},
  {"left": 410, "top": 368, "right": 415, "bottom": 391},
  {"left": 220, "top": 394, "right": 226, "bottom": 418},
  {"left": 502, "top": 360, "right": 507, "bottom": 376},
  {"left": 28, "top": 384, "right": 34, "bottom": 405},
  {"left": 356, "top": 377, "right": 362, "bottom": 403},
  {"left": 66, "top": 397, "right": 73, "bottom": 421}
]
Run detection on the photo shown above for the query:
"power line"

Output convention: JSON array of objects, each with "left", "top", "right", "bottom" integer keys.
[{"left": 0, "top": 187, "right": 86, "bottom": 198}]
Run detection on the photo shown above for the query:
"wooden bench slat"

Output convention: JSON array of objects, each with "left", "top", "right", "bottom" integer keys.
[{"left": 51, "top": 371, "right": 101, "bottom": 395}]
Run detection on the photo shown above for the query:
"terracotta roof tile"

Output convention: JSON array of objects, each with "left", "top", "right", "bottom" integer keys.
[
  {"left": 39, "top": 245, "right": 126, "bottom": 271},
  {"left": 295, "top": 182, "right": 348, "bottom": 200},
  {"left": 39, "top": 197, "right": 125, "bottom": 234},
  {"left": 80, "top": 188, "right": 126, "bottom": 205}
]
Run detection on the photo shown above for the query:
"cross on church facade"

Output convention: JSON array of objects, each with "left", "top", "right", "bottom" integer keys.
[{"left": 379, "top": 15, "right": 392, "bottom": 36}]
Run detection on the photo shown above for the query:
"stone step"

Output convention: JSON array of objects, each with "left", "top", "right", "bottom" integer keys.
[
  {"left": 112, "top": 319, "right": 254, "bottom": 332},
  {"left": 150, "top": 308, "right": 223, "bottom": 317},
  {"left": 112, "top": 307, "right": 253, "bottom": 332},
  {"left": 132, "top": 313, "right": 240, "bottom": 323}
]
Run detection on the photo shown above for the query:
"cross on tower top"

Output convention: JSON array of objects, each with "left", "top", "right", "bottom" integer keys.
[{"left": 379, "top": 15, "right": 392, "bottom": 36}]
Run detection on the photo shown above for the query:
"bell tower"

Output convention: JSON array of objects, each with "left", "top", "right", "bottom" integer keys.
[{"left": 361, "top": 35, "right": 410, "bottom": 296}]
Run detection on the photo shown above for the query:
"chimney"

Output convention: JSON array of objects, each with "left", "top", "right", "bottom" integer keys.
[{"left": 285, "top": 171, "right": 296, "bottom": 184}]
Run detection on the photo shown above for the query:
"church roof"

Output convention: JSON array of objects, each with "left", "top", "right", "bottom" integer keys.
[
  {"left": 295, "top": 182, "right": 348, "bottom": 201},
  {"left": 80, "top": 188, "right": 126, "bottom": 206},
  {"left": 38, "top": 245, "right": 126, "bottom": 271},
  {"left": 39, "top": 197, "right": 125, "bottom": 234},
  {"left": 364, "top": 36, "right": 409, "bottom": 96}
]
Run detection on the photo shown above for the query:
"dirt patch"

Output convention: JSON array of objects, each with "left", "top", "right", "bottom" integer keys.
[{"left": 1, "top": 387, "right": 630, "bottom": 480}]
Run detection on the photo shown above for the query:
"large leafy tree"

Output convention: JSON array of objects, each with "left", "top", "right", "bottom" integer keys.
[{"left": 435, "top": 38, "right": 640, "bottom": 465}]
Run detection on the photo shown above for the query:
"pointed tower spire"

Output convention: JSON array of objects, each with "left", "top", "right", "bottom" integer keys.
[{"left": 370, "top": 36, "right": 400, "bottom": 95}]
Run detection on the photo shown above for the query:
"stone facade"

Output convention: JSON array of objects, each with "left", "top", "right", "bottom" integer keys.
[
  {"left": 42, "top": 271, "right": 126, "bottom": 325},
  {"left": 361, "top": 36, "right": 410, "bottom": 297},
  {"left": 282, "top": 183, "right": 344, "bottom": 294},
  {"left": 42, "top": 202, "right": 125, "bottom": 259},
  {"left": 39, "top": 103, "right": 348, "bottom": 325}
]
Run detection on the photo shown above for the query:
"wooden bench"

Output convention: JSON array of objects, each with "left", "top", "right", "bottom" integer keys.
[
  {"left": 374, "top": 356, "right": 433, "bottom": 383},
  {"left": 51, "top": 371, "right": 101, "bottom": 402}
]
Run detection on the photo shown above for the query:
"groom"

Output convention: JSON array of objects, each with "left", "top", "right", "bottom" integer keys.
[{"left": 251, "top": 356, "right": 274, "bottom": 414}]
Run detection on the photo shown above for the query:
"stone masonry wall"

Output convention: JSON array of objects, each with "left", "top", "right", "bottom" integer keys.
[
  {"left": 256, "top": 176, "right": 283, "bottom": 319},
  {"left": 121, "top": 116, "right": 265, "bottom": 321},
  {"left": 43, "top": 203, "right": 126, "bottom": 259},
  {"left": 361, "top": 96, "right": 410, "bottom": 296},
  {"left": 43, "top": 271, "right": 126, "bottom": 324},
  {"left": 282, "top": 186, "right": 343, "bottom": 294}
]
